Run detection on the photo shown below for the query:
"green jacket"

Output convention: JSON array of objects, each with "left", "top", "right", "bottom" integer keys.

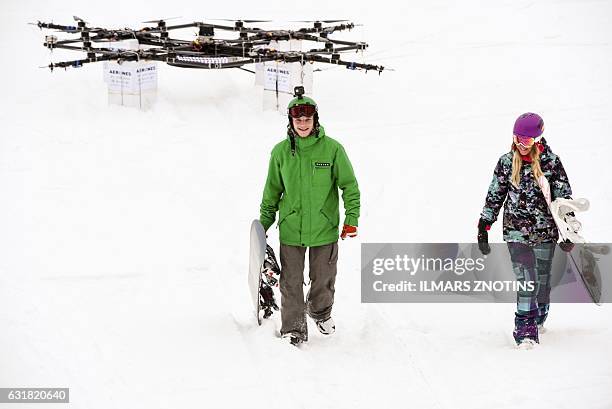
[{"left": 260, "top": 125, "right": 360, "bottom": 247}]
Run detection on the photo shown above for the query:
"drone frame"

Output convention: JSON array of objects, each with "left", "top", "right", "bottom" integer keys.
[{"left": 34, "top": 17, "right": 384, "bottom": 74}]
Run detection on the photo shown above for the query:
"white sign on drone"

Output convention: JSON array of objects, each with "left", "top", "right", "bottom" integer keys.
[
  {"left": 103, "top": 61, "right": 157, "bottom": 110},
  {"left": 104, "top": 62, "right": 158, "bottom": 93},
  {"left": 264, "top": 64, "right": 292, "bottom": 94}
]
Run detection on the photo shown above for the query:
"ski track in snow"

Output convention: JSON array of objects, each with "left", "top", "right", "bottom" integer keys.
[{"left": 2, "top": 0, "right": 612, "bottom": 408}]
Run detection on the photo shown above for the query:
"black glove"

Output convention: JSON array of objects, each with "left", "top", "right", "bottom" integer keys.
[
  {"left": 559, "top": 239, "right": 574, "bottom": 253},
  {"left": 477, "top": 219, "right": 491, "bottom": 255}
]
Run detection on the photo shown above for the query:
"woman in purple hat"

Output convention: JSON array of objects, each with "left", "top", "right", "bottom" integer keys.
[{"left": 477, "top": 113, "right": 574, "bottom": 349}]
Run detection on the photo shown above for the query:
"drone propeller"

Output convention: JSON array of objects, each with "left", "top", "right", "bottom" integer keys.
[
  {"left": 142, "top": 16, "right": 182, "bottom": 24},
  {"left": 291, "top": 19, "right": 349, "bottom": 23},
  {"left": 73, "top": 15, "right": 88, "bottom": 23},
  {"left": 210, "top": 18, "right": 272, "bottom": 23}
]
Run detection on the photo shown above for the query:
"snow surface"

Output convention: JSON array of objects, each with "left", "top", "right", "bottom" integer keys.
[{"left": 1, "top": 0, "right": 612, "bottom": 408}]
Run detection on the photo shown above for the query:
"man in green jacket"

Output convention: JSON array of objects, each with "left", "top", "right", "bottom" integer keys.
[{"left": 260, "top": 89, "right": 360, "bottom": 346}]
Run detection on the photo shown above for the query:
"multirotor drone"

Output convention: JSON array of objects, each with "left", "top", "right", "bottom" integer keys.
[{"left": 33, "top": 16, "right": 385, "bottom": 74}]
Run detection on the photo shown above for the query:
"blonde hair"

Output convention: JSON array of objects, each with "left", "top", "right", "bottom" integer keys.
[{"left": 511, "top": 143, "right": 543, "bottom": 188}]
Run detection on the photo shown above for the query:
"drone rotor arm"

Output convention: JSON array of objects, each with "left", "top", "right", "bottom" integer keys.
[
  {"left": 321, "top": 23, "right": 355, "bottom": 34},
  {"left": 46, "top": 53, "right": 129, "bottom": 70},
  {"left": 36, "top": 21, "right": 106, "bottom": 34},
  {"left": 305, "top": 45, "right": 365, "bottom": 55},
  {"left": 324, "top": 38, "right": 367, "bottom": 48},
  {"left": 224, "top": 38, "right": 271, "bottom": 45},
  {"left": 307, "top": 54, "right": 384, "bottom": 73},
  {"left": 36, "top": 21, "right": 81, "bottom": 33}
]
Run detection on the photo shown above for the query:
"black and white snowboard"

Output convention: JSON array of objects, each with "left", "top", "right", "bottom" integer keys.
[{"left": 550, "top": 198, "right": 607, "bottom": 304}]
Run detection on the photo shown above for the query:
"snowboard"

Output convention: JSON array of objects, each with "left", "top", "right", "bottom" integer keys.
[
  {"left": 248, "top": 219, "right": 281, "bottom": 325},
  {"left": 550, "top": 198, "right": 606, "bottom": 305}
]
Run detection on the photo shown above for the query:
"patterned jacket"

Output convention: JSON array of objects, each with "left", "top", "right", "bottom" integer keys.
[{"left": 480, "top": 139, "right": 572, "bottom": 245}]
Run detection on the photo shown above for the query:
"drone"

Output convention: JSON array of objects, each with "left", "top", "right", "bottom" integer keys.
[{"left": 32, "top": 16, "right": 384, "bottom": 74}]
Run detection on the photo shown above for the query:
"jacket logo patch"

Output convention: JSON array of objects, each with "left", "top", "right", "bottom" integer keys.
[{"left": 315, "top": 162, "right": 331, "bottom": 168}]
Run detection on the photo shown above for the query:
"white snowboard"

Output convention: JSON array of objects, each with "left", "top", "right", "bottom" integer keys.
[{"left": 248, "top": 220, "right": 267, "bottom": 325}]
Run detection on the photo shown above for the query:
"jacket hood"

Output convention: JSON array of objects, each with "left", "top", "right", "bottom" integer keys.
[
  {"left": 539, "top": 137, "right": 552, "bottom": 155},
  {"left": 538, "top": 137, "right": 557, "bottom": 163}
]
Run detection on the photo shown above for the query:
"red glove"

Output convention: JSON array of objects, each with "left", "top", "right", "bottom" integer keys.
[
  {"left": 477, "top": 219, "right": 491, "bottom": 255},
  {"left": 341, "top": 224, "right": 357, "bottom": 240}
]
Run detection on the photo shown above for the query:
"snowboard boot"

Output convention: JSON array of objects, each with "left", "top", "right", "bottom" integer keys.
[
  {"left": 513, "top": 312, "right": 539, "bottom": 345},
  {"left": 281, "top": 333, "right": 303, "bottom": 346},
  {"left": 315, "top": 317, "right": 335, "bottom": 335}
]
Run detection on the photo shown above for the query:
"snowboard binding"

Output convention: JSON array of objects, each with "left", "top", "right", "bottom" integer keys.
[
  {"left": 550, "top": 198, "right": 589, "bottom": 243},
  {"left": 259, "top": 244, "right": 281, "bottom": 319}
]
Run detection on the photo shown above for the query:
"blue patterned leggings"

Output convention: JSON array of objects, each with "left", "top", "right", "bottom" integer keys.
[{"left": 507, "top": 242, "right": 556, "bottom": 343}]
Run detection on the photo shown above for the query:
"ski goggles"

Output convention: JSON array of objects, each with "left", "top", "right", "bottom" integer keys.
[
  {"left": 514, "top": 135, "right": 536, "bottom": 149},
  {"left": 288, "top": 104, "right": 316, "bottom": 118}
]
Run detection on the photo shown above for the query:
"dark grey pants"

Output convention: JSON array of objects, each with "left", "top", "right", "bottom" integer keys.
[{"left": 279, "top": 242, "right": 338, "bottom": 341}]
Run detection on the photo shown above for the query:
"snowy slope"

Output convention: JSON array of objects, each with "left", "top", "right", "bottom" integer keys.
[{"left": 1, "top": 0, "right": 612, "bottom": 408}]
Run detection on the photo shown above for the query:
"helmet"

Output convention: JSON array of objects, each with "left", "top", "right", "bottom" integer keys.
[
  {"left": 288, "top": 95, "right": 316, "bottom": 109},
  {"left": 287, "top": 95, "right": 319, "bottom": 136},
  {"left": 286, "top": 88, "right": 320, "bottom": 155},
  {"left": 513, "top": 112, "right": 544, "bottom": 139}
]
